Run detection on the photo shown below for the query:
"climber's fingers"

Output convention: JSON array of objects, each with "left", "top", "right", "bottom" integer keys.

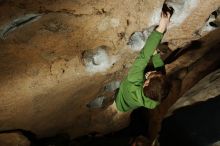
[{"left": 161, "top": 11, "right": 171, "bottom": 19}]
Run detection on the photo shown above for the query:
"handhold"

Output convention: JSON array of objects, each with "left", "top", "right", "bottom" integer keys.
[
  {"left": 104, "top": 81, "right": 120, "bottom": 92},
  {"left": 82, "top": 46, "right": 116, "bottom": 73},
  {"left": 128, "top": 25, "right": 156, "bottom": 51},
  {"left": 86, "top": 96, "right": 106, "bottom": 109},
  {"left": 199, "top": 8, "right": 220, "bottom": 36},
  {"left": 165, "top": 0, "right": 198, "bottom": 27},
  {"left": 0, "top": 14, "right": 42, "bottom": 39}
]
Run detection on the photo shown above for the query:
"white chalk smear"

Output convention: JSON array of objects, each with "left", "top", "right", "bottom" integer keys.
[
  {"left": 98, "top": 17, "right": 120, "bottom": 32},
  {"left": 128, "top": 25, "right": 156, "bottom": 52},
  {"left": 104, "top": 80, "right": 121, "bottom": 92},
  {"left": 199, "top": 10, "right": 219, "bottom": 36},
  {"left": 83, "top": 47, "right": 117, "bottom": 73},
  {"left": 149, "top": 0, "right": 198, "bottom": 28},
  {"left": 148, "top": 7, "right": 162, "bottom": 27}
]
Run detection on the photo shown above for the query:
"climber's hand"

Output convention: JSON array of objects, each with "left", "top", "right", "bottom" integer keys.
[{"left": 156, "top": 11, "right": 171, "bottom": 33}]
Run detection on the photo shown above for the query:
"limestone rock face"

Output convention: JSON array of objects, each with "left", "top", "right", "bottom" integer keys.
[
  {"left": 0, "top": 0, "right": 220, "bottom": 138},
  {"left": 0, "top": 132, "right": 30, "bottom": 146},
  {"left": 212, "top": 141, "right": 220, "bottom": 146},
  {"left": 167, "top": 69, "right": 220, "bottom": 116}
]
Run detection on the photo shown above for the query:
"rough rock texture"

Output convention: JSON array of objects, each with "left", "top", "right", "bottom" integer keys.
[
  {"left": 0, "top": 0, "right": 220, "bottom": 139},
  {"left": 167, "top": 68, "right": 220, "bottom": 116},
  {"left": 213, "top": 141, "right": 220, "bottom": 146},
  {"left": 0, "top": 132, "right": 30, "bottom": 146}
]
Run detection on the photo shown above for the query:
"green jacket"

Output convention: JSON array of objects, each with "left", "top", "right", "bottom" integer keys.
[{"left": 115, "top": 30, "right": 164, "bottom": 112}]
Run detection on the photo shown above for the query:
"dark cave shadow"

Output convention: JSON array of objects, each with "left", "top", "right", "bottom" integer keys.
[
  {"left": 70, "top": 107, "right": 150, "bottom": 146},
  {"left": 159, "top": 95, "right": 220, "bottom": 146},
  {"left": 31, "top": 133, "right": 70, "bottom": 146},
  {"left": 0, "top": 129, "right": 71, "bottom": 146},
  {"left": 164, "top": 40, "right": 203, "bottom": 64},
  {"left": 114, "top": 107, "right": 150, "bottom": 137}
]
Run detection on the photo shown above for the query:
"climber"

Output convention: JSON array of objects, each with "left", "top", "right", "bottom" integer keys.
[
  {"left": 86, "top": 5, "right": 173, "bottom": 111},
  {"left": 114, "top": 6, "right": 173, "bottom": 112}
]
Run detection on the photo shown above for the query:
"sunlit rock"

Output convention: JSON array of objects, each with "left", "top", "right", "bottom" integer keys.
[
  {"left": 0, "top": 132, "right": 30, "bottom": 146},
  {"left": 0, "top": 0, "right": 219, "bottom": 139}
]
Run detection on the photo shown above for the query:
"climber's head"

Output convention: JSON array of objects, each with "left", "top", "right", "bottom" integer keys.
[{"left": 143, "top": 71, "right": 170, "bottom": 102}]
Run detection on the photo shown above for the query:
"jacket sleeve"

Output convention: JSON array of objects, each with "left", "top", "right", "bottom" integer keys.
[
  {"left": 127, "top": 30, "right": 163, "bottom": 84},
  {"left": 152, "top": 53, "right": 164, "bottom": 69}
]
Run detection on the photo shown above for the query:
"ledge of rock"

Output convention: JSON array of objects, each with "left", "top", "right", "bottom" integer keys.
[{"left": 0, "top": 132, "right": 30, "bottom": 146}]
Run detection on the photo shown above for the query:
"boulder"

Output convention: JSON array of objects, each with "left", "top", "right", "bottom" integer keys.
[
  {"left": 0, "top": 0, "right": 219, "bottom": 139},
  {"left": 0, "top": 132, "right": 30, "bottom": 146}
]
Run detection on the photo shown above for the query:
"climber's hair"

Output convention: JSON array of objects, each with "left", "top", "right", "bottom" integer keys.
[{"left": 143, "top": 72, "right": 171, "bottom": 102}]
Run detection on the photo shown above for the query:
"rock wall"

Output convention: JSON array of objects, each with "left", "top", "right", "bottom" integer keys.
[
  {"left": 0, "top": 132, "right": 30, "bottom": 146},
  {"left": 0, "top": 0, "right": 220, "bottom": 138},
  {"left": 167, "top": 68, "right": 220, "bottom": 116}
]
